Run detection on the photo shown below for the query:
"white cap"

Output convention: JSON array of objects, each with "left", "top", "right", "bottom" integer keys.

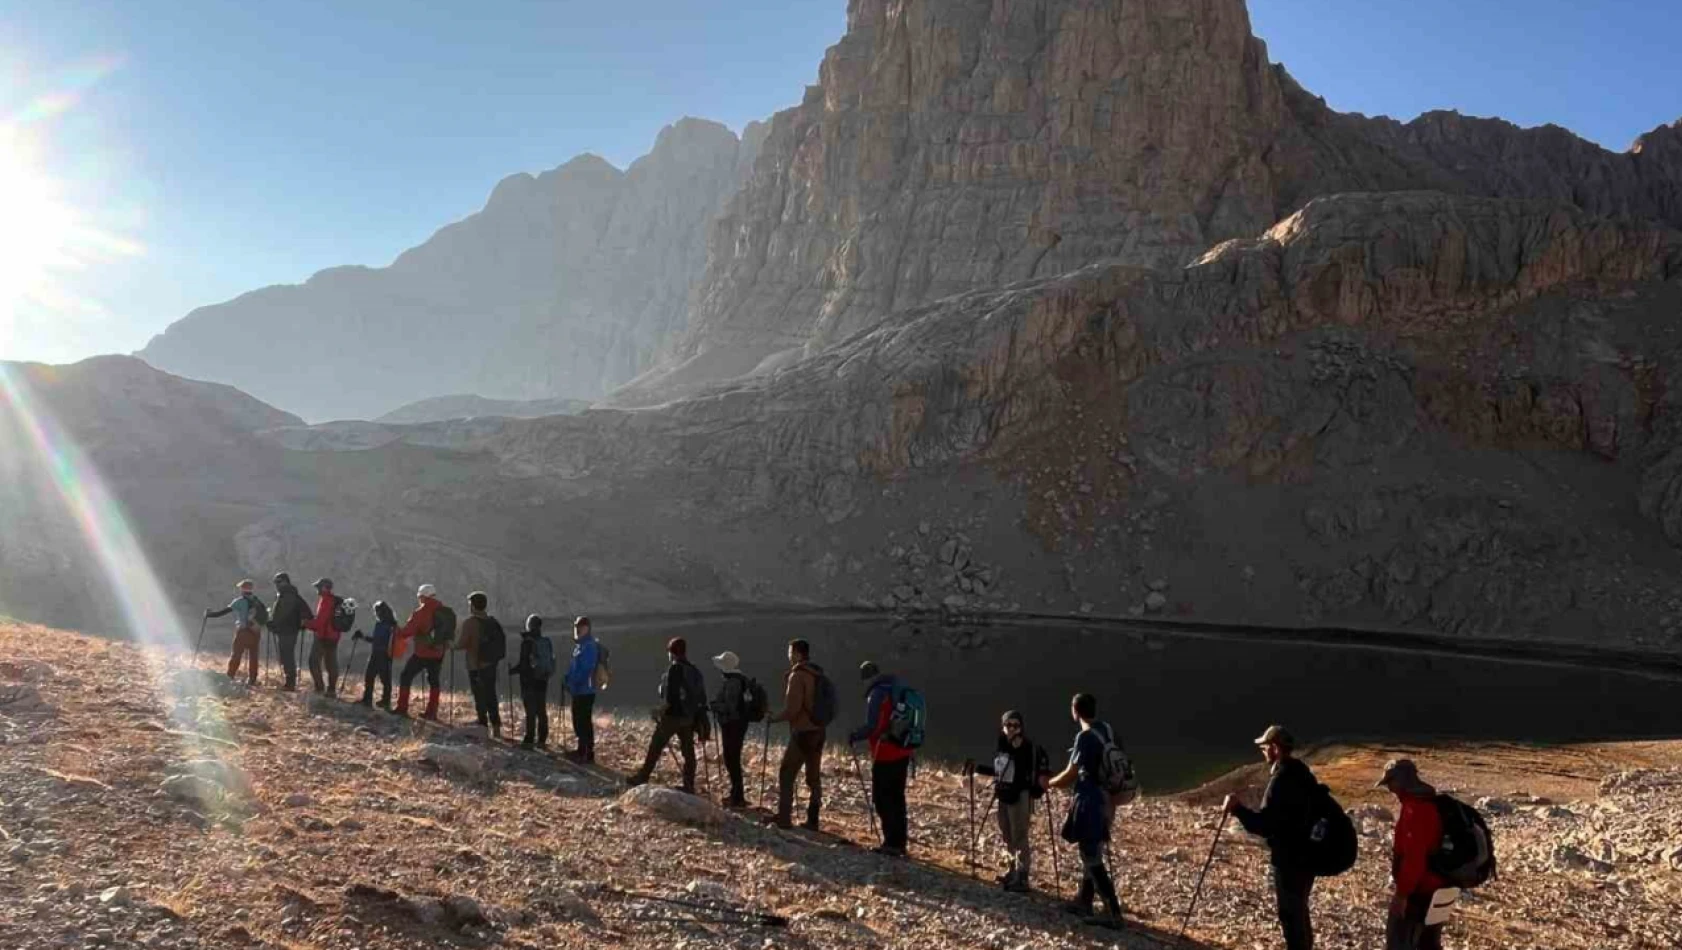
[
  {"left": 416, "top": 584, "right": 437, "bottom": 599},
  {"left": 712, "top": 651, "right": 739, "bottom": 672}
]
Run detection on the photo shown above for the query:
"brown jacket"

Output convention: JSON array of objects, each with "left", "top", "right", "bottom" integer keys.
[
  {"left": 456, "top": 613, "right": 491, "bottom": 670},
  {"left": 773, "top": 662, "right": 820, "bottom": 733}
]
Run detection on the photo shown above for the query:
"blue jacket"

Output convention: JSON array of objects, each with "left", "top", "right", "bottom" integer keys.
[
  {"left": 367, "top": 619, "right": 395, "bottom": 654},
  {"left": 848, "top": 674, "right": 900, "bottom": 744},
  {"left": 565, "top": 635, "right": 598, "bottom": 696}
]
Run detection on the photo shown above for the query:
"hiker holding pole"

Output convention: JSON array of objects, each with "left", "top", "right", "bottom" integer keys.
[
  {"left": 708, "top": 651, "right": 758, "bottom": 808},
  {"left": 353, "top": 600, "right": 397, "bottom": 708},
  {"left": 1045, "top": 693, "right": 1124, "bottom": 930},
  {"left": 268, "top": 572, "right": 311, "bottom": 692},
  {"left": 563, "top": 617, "right": 601, "bottom": 764},
  {"left": 204, "top": 579, "right": 264, "bottom": 687},
  {"left": 963, "top": 709, "right": 1052, "bottom": 892},
  {"left": 847, "top": 660, "right": 915, "bottom": 857},
  {"left": 392, "top": 584, "right": 452, "bottom": 721},
  {"left": 624, "top": 637, "right": 705, "bottom": 793},
  {"left": 1223, "top": 725, "right": 1320, "bottom": 950}
]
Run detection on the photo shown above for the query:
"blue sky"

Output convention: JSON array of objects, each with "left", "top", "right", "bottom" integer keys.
[{"left": 1, "top": 0, "right": 1677, "bottom": 365}]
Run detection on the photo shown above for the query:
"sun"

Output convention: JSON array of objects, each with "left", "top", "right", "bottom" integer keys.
[{"left": 0, "top": 129, "right": 81, "bottom": 315}]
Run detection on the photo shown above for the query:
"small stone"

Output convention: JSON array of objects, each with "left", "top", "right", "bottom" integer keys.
[
  {"left": 1144, "top": 592, "right": 1168, "bottom": 612},
  {"left": 284, "top": 793, "right": 313, "bottom": 808},
  {"left": 99, "top": 887, "right": 131, "bottom": 907}
]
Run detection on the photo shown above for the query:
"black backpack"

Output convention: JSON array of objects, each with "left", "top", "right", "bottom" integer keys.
[
  {"left": 427, "top": 605, "right": 457, "bottom": 647},
  {"left": 247, "top": 594, "right": 270, "bottom": 628},
  {"left": 1304, "top": 783, "right": 1358, "bottom": 877},
  {"left": 530, "top": 637, "right": 556, "bottom": 678},
  {"left": 1430, "top": 795, "right": 1497, "bottom": 887},
  {"left": 330, "top": 596, "right": 355, "bottom": 633},
  {"left": 809, "top": 665, "right": 838, "bottom": 728},
  {"left": 741, "top": 676, "right": 769, "bottom": 723},
  {"left": 478, "top": 617, "right": 507, "bottom": 665},
  {"left": 680, "top": 662, "right": 707, "bottom": 722}
]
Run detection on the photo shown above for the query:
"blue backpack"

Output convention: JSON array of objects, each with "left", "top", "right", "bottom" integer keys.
[{"left": 887, "top": 684, "right": 927, "bottom": 749}]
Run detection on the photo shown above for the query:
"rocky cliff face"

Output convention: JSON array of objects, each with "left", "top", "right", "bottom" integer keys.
[
  {"left": 138, "top": 118, "right": 764, "bottom": 422},
  {"left": 619, "top": 0, "right": 1682, "bottom": 404}
]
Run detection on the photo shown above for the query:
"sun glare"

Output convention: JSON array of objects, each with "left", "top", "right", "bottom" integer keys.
[{"left": 0, "top": 130, "right": 80, "bottom": 313}]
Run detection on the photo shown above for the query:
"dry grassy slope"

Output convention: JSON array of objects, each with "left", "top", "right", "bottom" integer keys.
[{"left": 1, "top": 623, "right": 1678, "bottom": 950}]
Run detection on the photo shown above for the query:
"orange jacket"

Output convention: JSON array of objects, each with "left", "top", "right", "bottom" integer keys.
[{"left": 391, "top": 597, "right": 444, "bottom": 660}]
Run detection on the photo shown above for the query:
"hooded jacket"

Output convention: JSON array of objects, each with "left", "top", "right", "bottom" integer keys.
[
  {"left": 269, "top": 582, "right": 313, "bottom": 635},
  {"left": 564, "top": 635, "right": 599, "bottom": 696},
  {"left": 771, "top": 661, "right": 820, "bottom": 733},
  {"left": 392, "top": 596, "right": 445, "bottom": 660},
  {"left": 849, "top": 674, "right": 912, "bottom": 763}
]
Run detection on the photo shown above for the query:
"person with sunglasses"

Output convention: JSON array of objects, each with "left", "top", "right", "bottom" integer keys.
[{"left": 964, "top": 710, "right": 1052, "bottom": 891}]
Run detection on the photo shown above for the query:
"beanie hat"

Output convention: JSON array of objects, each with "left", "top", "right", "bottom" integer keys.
[
  {"left": 526, "top": 614, "right": 544, "bottom": 632},
  {"left": 667, "top": 637, "right": 687, "bottom": 658}
]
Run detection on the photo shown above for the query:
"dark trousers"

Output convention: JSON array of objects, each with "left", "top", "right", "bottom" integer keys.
[
  {"left": 308, "top": 637, "right": 339, "bottom": 694},
  {"left": 1074, "top": 837, "right": 1122, "bottom": 915},
  {"left": 1273, "top": 866, "right": 1317, "bottom": 950},
  {"left": 468, "top": 666, "right": 501, "bottom": 729},
  {"left": 360, "top": 652, "right": 392, "bottom": 706},
  {"left": 720, "top": 720, "right": 749, "bottom": 803},
  {"left": 872, "top": 757, "right": 911, "bottom": 849},
  {"left": 635, "top": 714, "right": 697, "bottom": 790},
  {"left": 1386, "top": 893, "right": 1444, "bottom": 950},
  {"left": 520, "top": 679, "right": 549, "bottom": 746},
  {"left": 400, "top": 654, "right": 442, "bottom": 689},
  {"left": 274, "top": 631, "right": 300, "bottom": 688},
  {"left": 570, "top": 693, "right": 596, "bottom": 758},
  {"left": 777, "top": 728, "right": 825, "bottom": 825}
]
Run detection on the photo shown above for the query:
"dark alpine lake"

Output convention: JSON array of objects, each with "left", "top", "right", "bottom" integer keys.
[{"left": 570, "top": 612, "right": 1682, "bottom": 791}]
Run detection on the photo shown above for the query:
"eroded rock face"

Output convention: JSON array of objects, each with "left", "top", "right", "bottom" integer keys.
[
  {"left": 138, "top": 118, "right": 764, "bottom": 422},
  {"left": 620, "top": 1, "right": 1682, "bottom": 404}
]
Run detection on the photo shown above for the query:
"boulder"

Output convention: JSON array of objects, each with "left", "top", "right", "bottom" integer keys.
[
  {"left": 420, "top": 743, "right": 495, "bottom": 782},
  {"left": 620, "top": 786, "right": 727, "bottom": 827}
]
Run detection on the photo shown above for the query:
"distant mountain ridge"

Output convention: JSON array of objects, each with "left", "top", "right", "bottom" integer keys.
[
  {"left": 138, "top": 117, "right": 767, "bottom": 422},
  {"left": 374, "top": 393, "right": 590, "bottom": 425}
]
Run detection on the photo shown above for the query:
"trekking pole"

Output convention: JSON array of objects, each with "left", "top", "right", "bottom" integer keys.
[
  {"left": 192, "top": 614, "right": 209, "bottom": 665},
  {"left": 448, "top": 650, "right": 457, "bottom": 724},
  {"left": 758, "top": 721, "right": 772, "bottom": 809},
  {"left": 1177, "top": 811, "right": 1231, "bottom": 941},
  {"left": 506, "top": 665, "right": 516, "bottom": 739},
  {"left": 848, "top": 744, "right": 877, "bottom": 837},
  {"left": 966, "top": 771, "right": 978, "bottom": 878},
  {"left": 340, "top": 638, "right": 359, "bottom": 699},
  {"left": 700, "top": 729, "right": 714, "bottom": 799},
  {"left": 1044, "top": 790, "right": 1063, "bottom": 898}
]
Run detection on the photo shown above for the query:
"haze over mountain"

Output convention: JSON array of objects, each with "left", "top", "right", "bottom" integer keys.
[
  {"left": 137, "top": 118, "right": 767, "bottom": 422},
  {"left": 7, "top": 0, "right": 1682, "bottom": 659}
]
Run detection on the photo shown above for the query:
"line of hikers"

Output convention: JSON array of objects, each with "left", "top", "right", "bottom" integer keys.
[{"left": 205, "top": 579, "right": 1495, "bottom": 946}]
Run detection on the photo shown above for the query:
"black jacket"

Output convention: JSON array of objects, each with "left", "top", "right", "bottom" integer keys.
[
  {"left": 269, "top": 583, "right": 313, "bottom": 634},
  {"left": 659, "top": 659, "right": 705, "bottom": 719},
  {"left": 975, "top": 735, "right": 1051, "bottom": 804},
  {"left": 1233, "top": 756, "right": 1318, "bottom": 869},
  {"left": 710, "top": 670, "right": 748, "bottom": 724},
  {"left": 510, "top": 631, "right": 550, "bottom": 684}
]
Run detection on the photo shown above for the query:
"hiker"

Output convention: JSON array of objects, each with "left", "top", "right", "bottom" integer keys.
[
  {"left": 709, "top": 650, "right": 753, "bottom": 807},
  {"left": 1224, "top": 725, "right": 1320, "bottom": 950},
  {"left": 204, "top": 579, "right": 265, "bottom": 685},
  {"left": 848, "top": 661, "right": 913, "bottom": 856},
  {"left": 964, "top": 710, "right": 1052, "bottom": 891},
  {"left": 304, "top": 577, "right": 345, "bottom": 695},
  {"left": 1046, "top": 693, "right": 1125, "bottom": 930},
  {"left": 353, "top": 600, "right": 396, "bottom": 708},
  {"left": 563, "top": 616, "right": 600, "bottom": 763},
  {"left": 1378, "top": 759, "right": 1449, "bottom": 950},
  {"left": 455, "top": 591, "right": 506, "bottom": 739},
  {"left": 626, "top": 637, "right": 706, "bottom": 792},
  {"left": 392, "top": 584, "right": 453, "bottom": 720},
  {"left": 268, "top": 572, "right": 313, "bottom": 691},
  {"left": 510, "top": 614, "right": 553, "bottom": 750},
  {"left": 768, "top": 638, "right": 827, "bottom": 831}
]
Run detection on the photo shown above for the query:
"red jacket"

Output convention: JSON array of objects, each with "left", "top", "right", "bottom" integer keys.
[
  {"left": 392, "top": 597, "right": 445, "bottom": 660},
  {"left": 863, "top": 693, "right": 913, "bottom": 764},
  {"left": 1393, "top": 793, "right": 1448, "bottom": 897},
  {"left": 307, "top": 594, "right": 341, "bottom": 643}
]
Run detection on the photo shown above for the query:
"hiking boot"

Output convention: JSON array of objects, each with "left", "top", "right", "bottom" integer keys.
[
  {"left": 724, "top": 796, "right": 748, "bottom": 809},
  {"left": 564, "top": 750, "right": 586, "bottom": 763},
  {"left": 1081, "top": 912, "right": 1124, "bottom": 930},
  {"left": 520, "top": 741, "right": 535, "bottom": 751},
  {"left": 1061, "top": 901, "right": 1092, "bottom": 917},
  {"left": 871, "top": 844, "right": 907, "bottom": 858},
  {"left": 763, "top": 815, "right": 794, "bottom": 830},
  {"left": 624, "top": 774, "right": 648, "bottom": 789},
  {"left": 1003, "top": 877, "right": 1031, "bottom": 893},
  {"left": 800, "top": 818, "right": 820, "bottom": 832}
]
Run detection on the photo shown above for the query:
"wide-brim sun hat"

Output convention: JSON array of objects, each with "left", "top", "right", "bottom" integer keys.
[{"left": 713, "top": 651, "right": 740, "bottom": 672}]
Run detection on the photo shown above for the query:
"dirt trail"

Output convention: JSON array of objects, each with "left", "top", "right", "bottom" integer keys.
[{"left": 1, "top": 622, "right": 1677, "bottom": 949}]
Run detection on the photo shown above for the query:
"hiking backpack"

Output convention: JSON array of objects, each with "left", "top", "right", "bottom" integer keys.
[
  {"left": 1304, "top": 783, "right": 1359, "bottom": 877},
  {"left": 247, "top": 594, "right": 270, "bottom": 628},
  {"left": 680, "top": 662, "right": 708, "bottom": 722},
  {"left": 478, "top": 617, "right": 507, "bottom": 665},
  {"left": 886, "top": 684, "right": 927, "bottom": 750},
  {"left": 1094, "top": 723, "right": 1142, "bottom": 805},
  {"left": 1429, "top": 795, "right": 1497, "bottom": 887},
  {"left": 530, "top": 637, "right": 556, "bottom": 678},
  {"left": 740, "top": 676, "right": 769, "bottom": 723},
  {"left": 330, "top": 596, "right": 356, "bottom": 634},
  {"left": 427, "top": 604, "right": 458, "bottom": 647},
  {"left": 809, "top": 666, "right": 838, "bottom": 727},
  {"left": 590, "top": 642, "right": 612, "bottom": 690},
  {"left": 1028, "top": 744, "right": 1052, "bottom": 800}
]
